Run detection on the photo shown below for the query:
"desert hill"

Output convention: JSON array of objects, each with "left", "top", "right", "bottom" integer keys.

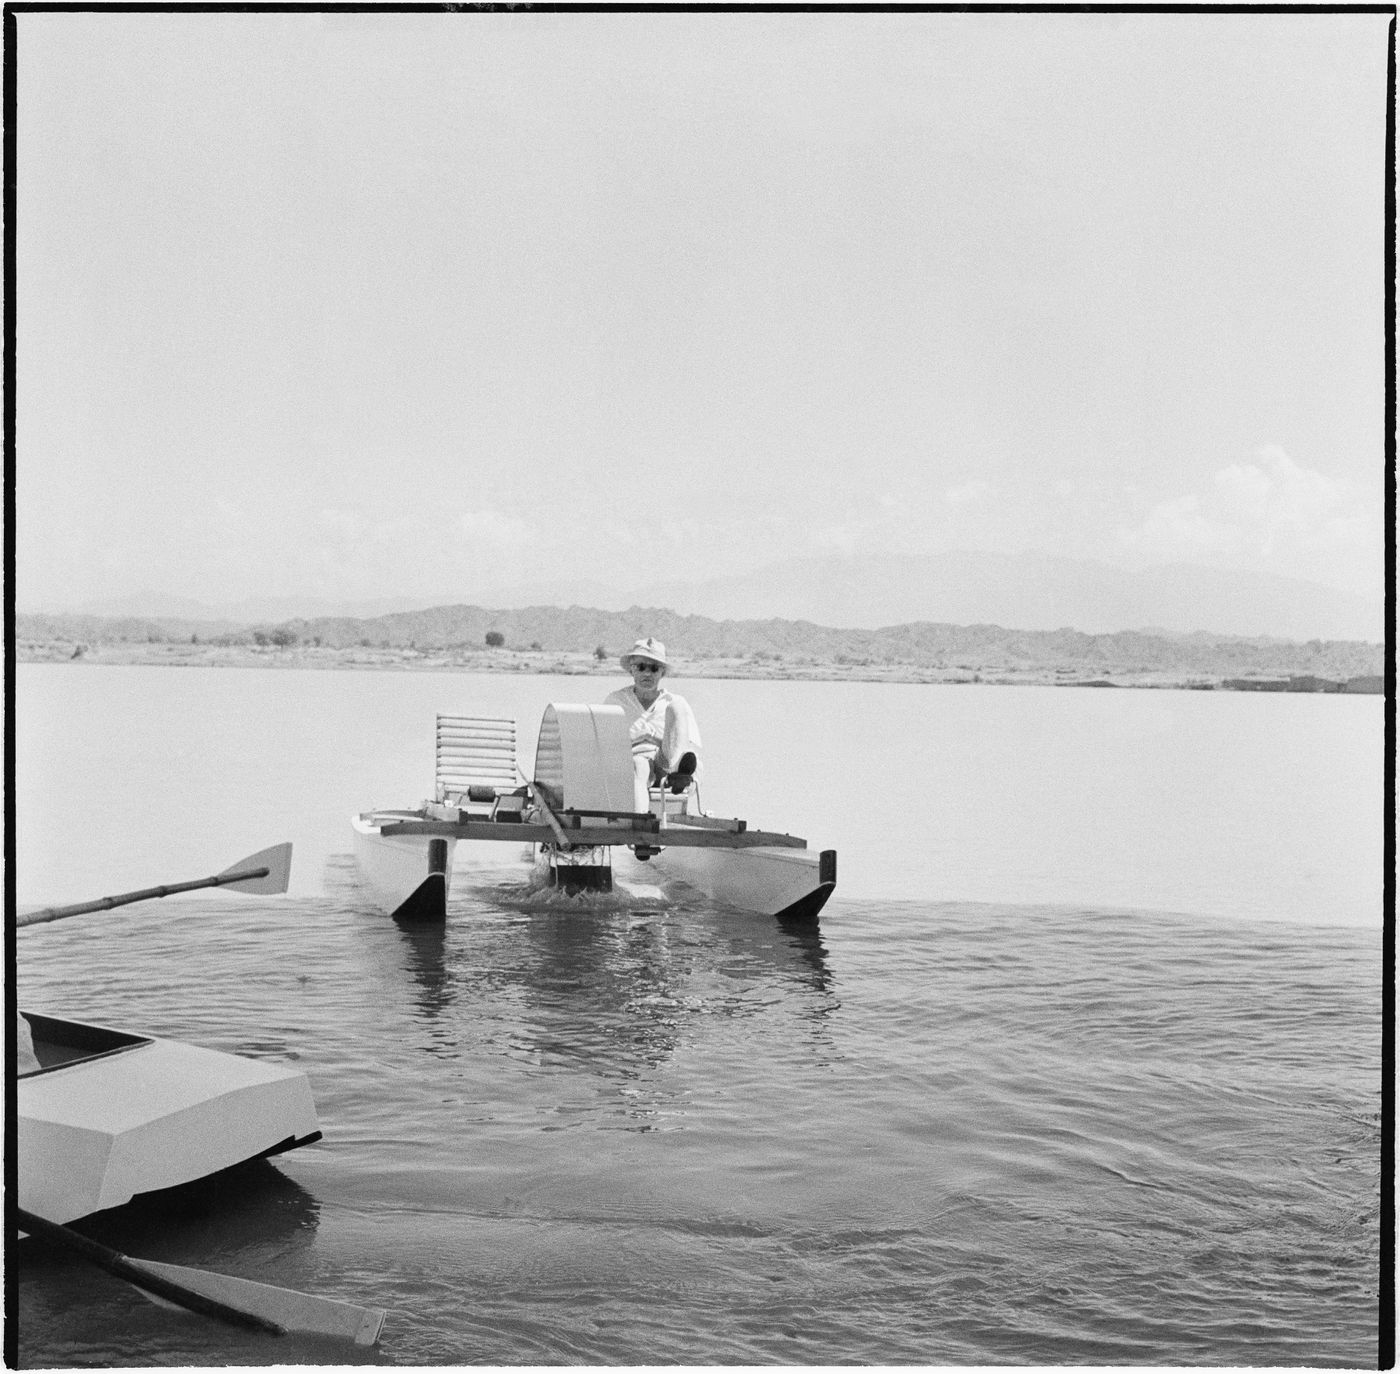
[{"left": 16, "top": 605, "right": 1385, "bottom": 686}]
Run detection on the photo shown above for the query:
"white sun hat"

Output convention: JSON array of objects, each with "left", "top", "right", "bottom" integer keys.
[{"left": 620, "top": 638, "right": 669, "bottom": 671}]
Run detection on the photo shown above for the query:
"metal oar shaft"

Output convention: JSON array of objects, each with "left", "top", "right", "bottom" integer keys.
[{"left": 18, "top": 867, "right": 270, "bottom": 928}]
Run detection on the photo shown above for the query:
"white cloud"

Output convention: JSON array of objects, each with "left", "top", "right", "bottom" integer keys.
[{"left": 1113, "top": 447, "right": 1382, "bottom": 595}]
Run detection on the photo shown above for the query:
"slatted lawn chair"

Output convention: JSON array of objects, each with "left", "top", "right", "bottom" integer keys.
[{"left": 435, "top": 715, "right": 529, "bottom": 820}]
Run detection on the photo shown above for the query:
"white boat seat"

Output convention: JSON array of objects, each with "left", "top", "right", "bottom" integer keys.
[
  {"left": 436, "top": 714, "right": 520, "bottom": 812},
  {"left": 649, "top": 787, "right": 698, "bottom": 821}
]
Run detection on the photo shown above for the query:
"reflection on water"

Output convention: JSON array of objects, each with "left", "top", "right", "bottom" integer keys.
[
  {"left": 488, "top": 899, "right": 841, "bottom": 1137},
  {"left": 776, "top": 914, "right": 833, "bottom": 994},
  {"left": 373, "top": 883, "right": 843, "bottom": 1137},
  {"left": 74, "top": 1158, "right": 323, "bottom": 1262},
  {"left": 508, "top": 904, "right": 686, "bottom": 1080},
  {"left": 391, "top": 916, "right": 454, "bottom": 1024}
]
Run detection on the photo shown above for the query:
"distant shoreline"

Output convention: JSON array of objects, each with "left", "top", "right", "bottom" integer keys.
[{"left": 15, "top": 639, "right": 1383, "bottom": 693}]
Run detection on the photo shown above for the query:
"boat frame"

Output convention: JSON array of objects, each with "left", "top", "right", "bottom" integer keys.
[
  {"left": 352, "top": 705, "right": 837, "bottom": 924},
  {"left": 354, "top": 798, "right": 837, "bottom": 923}
]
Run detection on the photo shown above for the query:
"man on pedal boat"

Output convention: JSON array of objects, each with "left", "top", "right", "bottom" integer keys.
[{"left": 603, "top": 637, "right": 702, "bottom": 811}]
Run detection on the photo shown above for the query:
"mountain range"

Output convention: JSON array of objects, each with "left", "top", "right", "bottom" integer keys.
[
  {"left": 23, "top": 551, "right": 1384, "bottom": 643},
  {"left": 17, "top": 604, "right": 1385, "bottom": 685}
]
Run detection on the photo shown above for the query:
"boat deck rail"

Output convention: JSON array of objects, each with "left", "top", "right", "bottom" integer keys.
[{"left": 373, "top": 812, "right": 807, "bottom": 850}]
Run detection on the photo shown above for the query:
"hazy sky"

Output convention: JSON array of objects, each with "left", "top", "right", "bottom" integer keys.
[{"left": 12, "top": 9, "right": 1391, "bottom": 610}]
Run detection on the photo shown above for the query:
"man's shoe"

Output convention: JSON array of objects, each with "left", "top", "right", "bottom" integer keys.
[{"left": 666, "top": 752, "right": 697, "bottom": 794}]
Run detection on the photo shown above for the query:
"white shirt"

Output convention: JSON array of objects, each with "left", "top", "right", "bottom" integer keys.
[{"left": 603, "top": 685, "right": 702, "bottom": 767}]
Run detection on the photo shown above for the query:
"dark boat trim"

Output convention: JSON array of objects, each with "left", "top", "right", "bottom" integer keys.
[
  {"left": 259, "top": 1130, "right": 323, "bottom": 1158},
  {"left": 391, "top": 871, "right": 447, "bottom": 923},
  {"left": 775, "top": 882, "right": 834, "bottom": 923},
  {"left": 773, "top": 850, "right": 837, "bottom": 923}
]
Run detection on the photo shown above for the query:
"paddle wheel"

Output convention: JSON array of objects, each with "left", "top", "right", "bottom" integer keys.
[{"left": 531, "top": 704, "right": 641, "bottom": 893}]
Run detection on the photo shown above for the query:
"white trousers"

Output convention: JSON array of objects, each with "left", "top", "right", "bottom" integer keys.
[{"left": 628, "top": 702, "right": 699, "bottom": 811}]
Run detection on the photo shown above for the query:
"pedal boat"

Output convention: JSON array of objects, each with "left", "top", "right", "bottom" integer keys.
[
  {"left": 353, "top": 705, "right": 837, "bottom": 924},
  {"left": 18, "top": 1011, "right": 322, "bottom": 1226}
]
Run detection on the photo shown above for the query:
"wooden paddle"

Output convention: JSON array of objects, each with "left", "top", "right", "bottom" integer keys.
[
  {"left": 17, "top": 1208, "right": 386, "bottom": 1344},
  {"left": 16, "top": 844, "right": 294, "bottom": 928}
]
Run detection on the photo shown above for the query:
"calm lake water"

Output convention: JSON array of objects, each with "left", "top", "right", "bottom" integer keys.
[{"left": 12, "top": 664, "right": 1385, "bottom": 1367}]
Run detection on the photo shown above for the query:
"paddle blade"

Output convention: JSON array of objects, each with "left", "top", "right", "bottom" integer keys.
[
  {"left": 128, "top": 1257, "right": 386, "bottom": 1346},
  {"left": 217, "top": 844, "right": 293, "bottom": 895}
]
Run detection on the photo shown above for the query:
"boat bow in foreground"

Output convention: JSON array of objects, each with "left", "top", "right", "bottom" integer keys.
[{"left": 19, "top": 1012, "right": 322, "bottom": 1226}]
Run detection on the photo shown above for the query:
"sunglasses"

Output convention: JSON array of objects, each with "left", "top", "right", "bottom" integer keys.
[{"left": 632, "top": 662, "right": 663, "bottom": 672}]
